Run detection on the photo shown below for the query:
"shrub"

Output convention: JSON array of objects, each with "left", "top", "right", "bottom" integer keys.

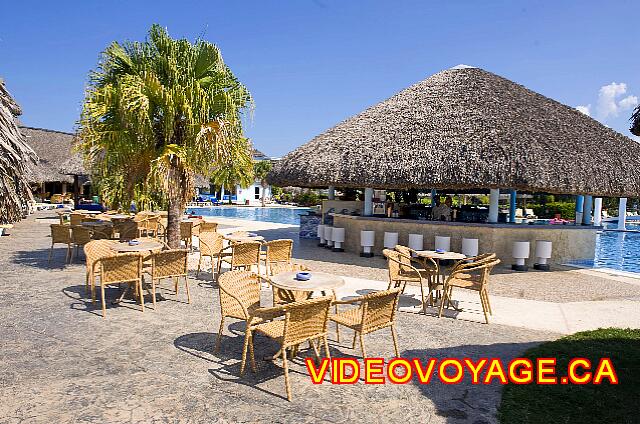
[{"left": 529, "top": 202, "right": 576, "bottom": 219}]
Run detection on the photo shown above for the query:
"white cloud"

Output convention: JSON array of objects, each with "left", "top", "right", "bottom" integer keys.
[
  {"left": 619, "top": 95, "right": 639, "bottom": 110},
  {"left": 596, "top": 82, "right": 638, "bottom": 119},
  {"left": 576, "top": 105, "right": 591, "bottom": 116}
]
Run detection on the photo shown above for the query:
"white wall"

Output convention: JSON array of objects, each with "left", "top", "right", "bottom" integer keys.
[{"left": 235, "top": 180, "right": 272, "bottom": 205}]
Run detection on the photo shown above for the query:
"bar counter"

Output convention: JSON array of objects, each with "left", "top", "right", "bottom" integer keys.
[{"left": 330, "top": 214, "right": 599, "bottom": 265}]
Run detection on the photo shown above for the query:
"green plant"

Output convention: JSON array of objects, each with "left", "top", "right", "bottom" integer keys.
[
  {"left": 78, "top": 24, "right": 252, "bottom": 247},
  {"left": 294, "top": 190, "right": 320, "bottom": 206},
  {"left": 253, "top": 160, "right": 272, "bottom": 207},
  {"left": 530, "top": 201, "right": 576, "bottom": 219},
  {"left": 499, "top": 328, "right": 639, "bottom": 424}
]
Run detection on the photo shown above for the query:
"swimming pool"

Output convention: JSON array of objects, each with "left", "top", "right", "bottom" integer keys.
[
  {"left": 186, "top": 206, "right": 310, "bottom": 225},
  {"left": 569, "top": 222, "right": 640, "bottom": 274}
]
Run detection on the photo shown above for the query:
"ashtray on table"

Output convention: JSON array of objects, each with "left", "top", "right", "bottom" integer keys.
[
  {"left": 128, "top": 240, "right": 140, "bottom": 246},
  {"left": 295, "top": 272, "right": 311, "bottom": 281}
]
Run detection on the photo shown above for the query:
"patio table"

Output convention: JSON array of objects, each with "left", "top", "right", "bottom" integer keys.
[
  {"left": 225, "top": 233, "right": 264, "bottom": 243},
  {"left": 110, "top": 240, "right": 165, "bottom": 253},
  {"left": 415, "top": 250, "right": 466, "bottom": 310},
  {"left": 269, "top": 271, "right": 344, "bottom": 301}
]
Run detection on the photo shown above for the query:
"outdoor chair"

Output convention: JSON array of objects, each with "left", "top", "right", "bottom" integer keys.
[
  {"left": 261, "top": 239, "right": 293, "bottom": 276},
  {"left": 198, "top": 221, "right": 218, "bottom": 234},
  {"left": 69, "top": 213, "right": 86, "bottom": 226},
  {"left": 197, "top": 231, "right": 229, "bottom": 278},
  {"left": 115, "top": 220, "right": 139, "bottom": 241},
  {"left": 147, "top": 249, "right": 190, "bottom": 308},
  {"left": 91, "top": 224, "right": 114, "bottom": 240},
  {"left": 83, "top": 239, "right": 119, "bottom": 302},
  {"left": 145, "top": 215, "right": 161, "bottom": 238},
  {"left": 438, "top": 258, "right": 501, "bottom": 324},
  {"left": 95, "top": 252, "right": 144, "bottom": 318},
  {"left": 330, "top": 288, "right": 401, "bottom": 358},
  {"left": 383, "top": 248, "right": 434, "bottom": 314},
  {"left": 215, "top": 270, "right": 265, "bottom": 352},
  {"left": 180, "top": 221, "right": 195, "bottom": 250},
  {"left": 241, "top": 296, "right": 333, "bottom": 401},
  {"left": 71, "top": 226, "right": 92, "bottom": 262},
  {"left": 215, "top": 241, "right": 262, "bottom": 283},
  {"left": 48, "top": 224, "right": 72, "bottom": 264}
]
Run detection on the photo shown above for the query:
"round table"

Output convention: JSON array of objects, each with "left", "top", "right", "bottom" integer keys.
[
  {"left": 415, "top": 250, "right": 466, "bottom": 310},
  {"left": 109, "top": 214, "right": 131, "bottom": 220},
  {"left": 225, "top": 233, "right": 264, "bottom": 243},
  {"left": 270, "top": 271, "right": 344, "bottom": 301},
  {"left": 111, "top": 240, "right": 165, "bottom": 253},
  {"left": 77, "top": 210, "right": 102, "bottom": 215}
]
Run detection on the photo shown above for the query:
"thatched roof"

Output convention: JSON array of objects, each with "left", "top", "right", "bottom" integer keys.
[
  {"left": 269, "top": 66, "right": 640, "bottom": 197},
  {"left": 20, "top": 126, "right": 86, "bottom": 183},
  {"left": 0, "top": 81, "right": 36, "bottom": 223}
]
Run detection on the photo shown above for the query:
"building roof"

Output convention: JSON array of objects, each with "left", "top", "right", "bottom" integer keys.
[
  {"left": 268, "top": 66, "right": 640, "bottom": 196},
  {"left": 20, "top": 126, "right": 85, "bottom": 183}
]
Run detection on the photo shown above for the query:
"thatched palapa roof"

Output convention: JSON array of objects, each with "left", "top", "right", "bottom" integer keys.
[
  {"left": 20, "top": 126, "right": 86, "bottom": 183},
  {"left": 269, "top": 66, "right": 640, "bottom": 197}
]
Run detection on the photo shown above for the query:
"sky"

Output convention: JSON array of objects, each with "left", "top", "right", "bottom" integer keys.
[{"left": 1, "top": 0, "right": 639, "bottom": 157}]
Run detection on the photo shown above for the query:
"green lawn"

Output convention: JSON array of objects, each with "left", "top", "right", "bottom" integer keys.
[{"left": 498, "top": 328, "right": 640, "bottom": 424}]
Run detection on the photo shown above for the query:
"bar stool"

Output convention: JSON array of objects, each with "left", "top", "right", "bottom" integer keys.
[
  {"left": 434, "top": 236, "right": 451, "bottom": 251},
  {"left": 332, "top": 228, "right": 345, "bottom": 252},
  {"left": 512, "top": 241, "right": 530, "bottom": 271},
  {"left": 383, "top": 232, "right": 399, "bottom": 249},
  {"left": 408, "top": 233, "right": 423, "bottom": 252},
  {"left": 534, "top": 240, "right": 552, "bottom": 271},
  {"left": 324, "top": 226, "right": 334, "bottom": 249},
  {"left": 461, "top": 238, "right": 479, "bottom": 257},
  {"left": 317, "top": 224, "right": 326, "bottom": 247},
  {"left": 361, "top": 230, "right": 375, "bottom": 257}
]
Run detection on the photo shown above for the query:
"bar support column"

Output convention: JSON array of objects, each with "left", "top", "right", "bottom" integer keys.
[
  {"left": 363, "top": 188, "right": 374, "bottom": 216},
  {"left": 618, "top": 198, "right": 627, "bottom": 230},
  {"left": 509, "top": 189, "right": 517, "bottom": 223},
  {"left": 488, "top": 189, "right": 500, "bottom": 223},
  {"left": 328, "top": 186, "right": 335, "bottom": 200},
  {"left": 593, "top": 198, "right": 603, "bottom": 226},
  {"left": 583, "top": 195, "right": 593, "bottom": 225}
]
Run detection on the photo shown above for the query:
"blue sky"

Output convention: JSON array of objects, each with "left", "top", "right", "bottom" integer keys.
[{"left": 1, "top": 0, "right": 638, "bottom": 156}]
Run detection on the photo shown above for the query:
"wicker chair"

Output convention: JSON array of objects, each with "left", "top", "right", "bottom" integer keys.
[
  {"left": 261, "top": 239, "right": 293, "bottom": 276},
  {"left": 145, "top": 215, "right": 161, "bottom": 238},
  {"left": 438, "top": 258, "right": 501, "bottom": 324},
  {"left": 91, "top": 224, "right": 115, "bottom": 240},
  {"left": 215, "top": 241, "right": 262, "bottom": 283},
  {"left": 197, "top": 231, "right": 229, "bottom": 278},
  {"left": 48, "top": 224, "right": 72, "bottom": 264},
  {"left": 216, "top": 270, "right": 264, "bottom": 352},
  {"left": 115, "top": 220, "right": 139, "bottom": 241},
  {"left": 331, "top": 288, "right": 401, "bottom": 358},
  {"left": 180, "top": 221, "right": 195, "bottom": 250},
  {"left": 383, "top": 248, "right": 434, "bottom": 314},
  {"left": 71, "top": 226, "right": 92, "bottom": 262},
  {"left": 147, "top": 249, "right": 190, "bottom": 307},
  {"left": 84, "top": 240, "right": 119, "bottom": 301},
  {"left": 242, "top": 296, "right": 333, "bottom": 401},
  {"left": 199, "top": 221, "right": 218, "bottom": 234},
  {"left": 95, "top": 252, "right": 144, "bottom": 318},
  {"left": 69, "top": 213, "right": 85, "bottom": 226}
]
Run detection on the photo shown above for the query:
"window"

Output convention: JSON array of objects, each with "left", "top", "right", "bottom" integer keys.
[{"left": 255, "top": 186, "right": 260, "bottom": 200}]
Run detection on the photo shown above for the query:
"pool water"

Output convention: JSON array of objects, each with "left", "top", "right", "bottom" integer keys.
[
  {"left": 569, "top": 222, "right": 640, "bottom": 274},
  {"left": 186, "top": 206, "right": 310, "bottom": 225}
]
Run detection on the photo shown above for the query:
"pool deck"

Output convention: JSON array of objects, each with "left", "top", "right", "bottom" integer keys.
[{"left": 1, "top": 211, "right": 639, "bottom": 422}]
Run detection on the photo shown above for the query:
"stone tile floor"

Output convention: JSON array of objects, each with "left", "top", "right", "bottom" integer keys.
[{"left": 0, "top": 212, "right": 599, "bottom": 423}]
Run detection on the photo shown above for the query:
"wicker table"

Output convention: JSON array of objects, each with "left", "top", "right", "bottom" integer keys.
[
  {"left": 111, "top": 240, "right": 165, "bottom": 253},
  {"left": 225, "top": 233, "right": 265, "bottom": 243},
  {"left": 270, "top": 271, "right": 344, "bottom": 301},
  {"left": 415, "top": 250, "right": 465, "bottom": 310}
]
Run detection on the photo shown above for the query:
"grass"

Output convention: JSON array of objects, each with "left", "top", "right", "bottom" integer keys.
[{"left": 498, "top": 328, "right": 640, "bottom": 424}]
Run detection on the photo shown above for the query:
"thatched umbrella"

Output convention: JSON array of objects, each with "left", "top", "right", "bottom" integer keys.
[
  {"left": 269, "top": 66, "right": 640, "bottom": 197},
  {"left": 0, "top": 80, "right": 36, "bottom": 223}
]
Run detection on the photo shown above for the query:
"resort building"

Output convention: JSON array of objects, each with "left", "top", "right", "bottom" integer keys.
[{"left": 270, "top": 65, "right": 640, "bottom": 266}]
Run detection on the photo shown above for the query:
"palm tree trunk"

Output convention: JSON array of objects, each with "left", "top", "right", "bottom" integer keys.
[
  {"left": 261, "top": 182, "right": 266, "bottom": 207},
  {"left": 167, "top": 188, "right": 183, "bottom": 249}
]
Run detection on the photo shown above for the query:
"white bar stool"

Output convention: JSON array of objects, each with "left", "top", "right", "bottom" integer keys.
[
  {"left": 408, "top": 233, "right": 424, "bottom": 252},
  {"left": 512, "top": 241, "right": 530, "bottom": 271},
  {"left": 361, "top": 230, "right": 375, "bottom": 257},
  {"left": 434, "top": 236, "right": 451, "bottom": 251},
  {"left": 324, "top": 226, "right": 333, "bottom": 249},
  {"left": 332, "top": 228, "right": 345, "bottom": 252},
  {"left": 317, "top": 224, "right": 326, "bottom": 247},
  {"left": 383, "top": 232, "right": 399, "bottom": 249},
  {"left": 534, "top": 240, "right": 552, "bottom": 271},
  {"left": 461, "top": 238, "right": 479, "bottom": 257}
]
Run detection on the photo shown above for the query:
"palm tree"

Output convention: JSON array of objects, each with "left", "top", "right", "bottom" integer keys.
[
  {"left": 253, "top": 160, "right": 272, "bottom": 207},
  {"left": 78, "top": 25, "right": 253, "bottom": 247},
  {"left": 210, "top": 157, "right": 254, "bottom": 204},
  {"left": 0, "top": 80, "right": 36, "bottom": 224},
  {"left": 631, "top": 105, "right": 640, "bottom": 136}
]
